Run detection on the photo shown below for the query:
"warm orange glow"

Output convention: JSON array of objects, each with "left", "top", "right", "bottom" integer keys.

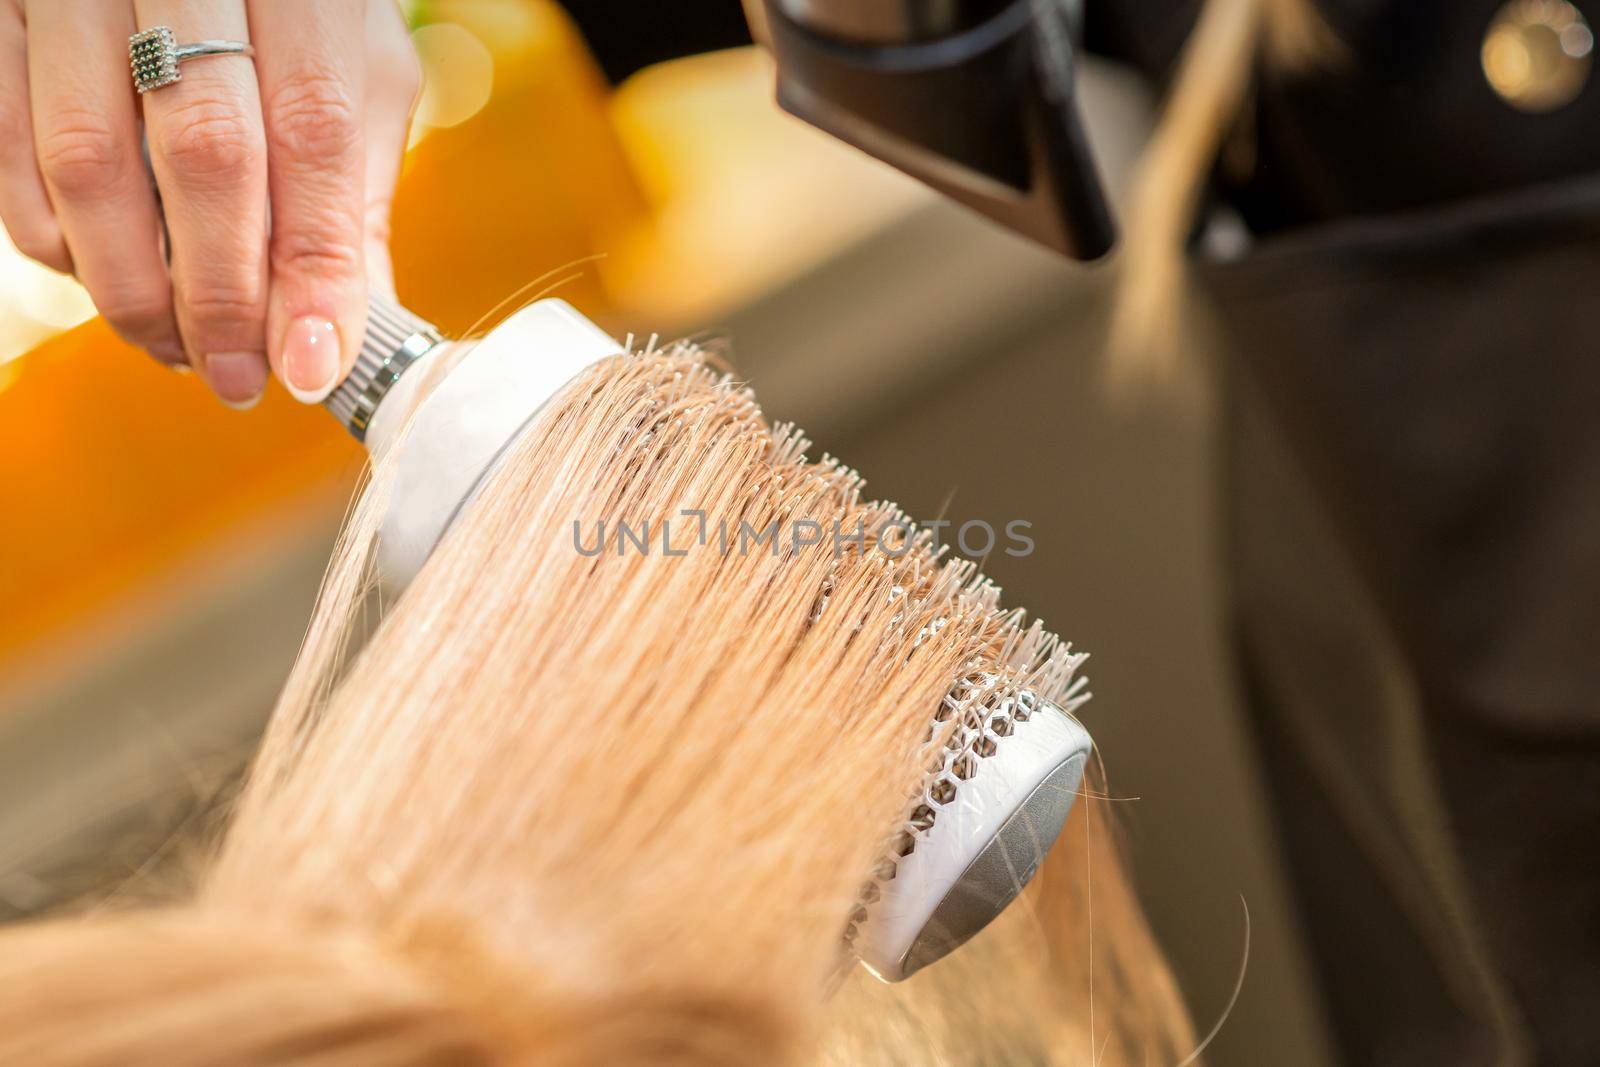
[
  {"left": 605, "top": 48, "right": 925, "bottom": 328},
  {"left": 0, "top": 320, "right": 361, "bottom": 663},
  {"left": 390, "top": 0, "right": 646, "bottom": 337},
  {"left": 0, "top": 0, "right": 642, "bottom": 671},
  {"left": 0, "top": 1, "right": 905, "bottom": 678},
  {"left": 411, "top": 22, "right": 496, "bottom": 134},
  {"left": 1482, "top": 0, "right": 1593, "bottom": 112}
]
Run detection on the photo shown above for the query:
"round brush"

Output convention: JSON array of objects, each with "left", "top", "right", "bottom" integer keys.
[{"left": 325, "top": 296, "right": 1096, "bottom": 980}]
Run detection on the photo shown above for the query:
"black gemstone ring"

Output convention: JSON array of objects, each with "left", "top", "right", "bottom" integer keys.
[{"left": 130, "top": 26, "right": 255, "bottom": 94}]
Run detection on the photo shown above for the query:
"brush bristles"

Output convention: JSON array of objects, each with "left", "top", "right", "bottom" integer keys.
[{"left": 0, "top": 340, "right": 1193, "bottom": 1066}]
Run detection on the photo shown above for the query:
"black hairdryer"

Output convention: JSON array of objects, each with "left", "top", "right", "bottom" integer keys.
[{"left": 759, "top": 0, "right": 1115, "bottom": 260}]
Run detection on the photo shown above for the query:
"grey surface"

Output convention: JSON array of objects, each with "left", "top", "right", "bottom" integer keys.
[
  {"left": 0, "top": 521, "right": 338, "bottom": 916},
  {"left": 768, "top": 250, "right": 1335, "bottom": 1067}
]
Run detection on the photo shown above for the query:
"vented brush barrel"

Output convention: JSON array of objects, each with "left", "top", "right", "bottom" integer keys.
[
  {"left": 853, "top": 686, "right": 1093, "bottom": 981},
  {"left": 324, "top": 297, "right": 1095, "bottom": 983}
]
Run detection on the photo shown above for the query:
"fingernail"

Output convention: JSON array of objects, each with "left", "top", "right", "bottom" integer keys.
[
  {"left": 207, "top": 351, "right": 268, "bottom": 410},
  {"left": 282, "top": 317, "right": 340, "bottom": 403},
  {"left": 150, "top": 342, "right": 188, "bottom": 368}
]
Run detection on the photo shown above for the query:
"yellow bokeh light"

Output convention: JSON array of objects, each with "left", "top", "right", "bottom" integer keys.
[
  {"left": 1482, "top": 0, "right": 1593, "bottom": 112},
  {"left": 412, "top": 22, "right": 496, "bottom": 132}
]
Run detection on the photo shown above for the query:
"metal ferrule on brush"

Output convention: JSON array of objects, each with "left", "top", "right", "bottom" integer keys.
[
  {"left": 325, "top": 297, "right": 444, "bottom": 442},
  {"left": 326, "top": 295, "right": 625, "bottom": 588}
]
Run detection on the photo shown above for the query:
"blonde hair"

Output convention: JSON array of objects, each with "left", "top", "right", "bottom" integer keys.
[
  {"left": 0, "top": 342, "right": 1192, "bottom": 1064},
  {"left": 1109, "top": 0, "right": 1336, "bottom": 389}
]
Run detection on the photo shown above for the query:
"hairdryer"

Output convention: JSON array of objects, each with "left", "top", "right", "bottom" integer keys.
[{"left": 758, "top": 0, "right": 1115, "bottom": 259}]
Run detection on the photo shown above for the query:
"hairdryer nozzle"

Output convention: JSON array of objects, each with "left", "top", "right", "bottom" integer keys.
[{"left": 762, "top": 0, "right": 1115, "bottom": 259}]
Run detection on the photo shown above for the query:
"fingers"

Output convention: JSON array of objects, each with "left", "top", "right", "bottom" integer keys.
[
  {"left": 250, "top": 0, "right": 367, "bottom": 403},
  {"left": 362, "top": 0, "right": 420, "bottom": 297},
  {"left": 0, "top": 2, "right": 70, "bottom": 274},
  {"left": 134, "top": 0, "right": 269, "bottom": 408},
  {"left": 24, "top": 0, "right": 183, "bottom": 364}
]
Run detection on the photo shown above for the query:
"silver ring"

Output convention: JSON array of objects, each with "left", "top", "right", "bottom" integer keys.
[{"left": 130, "top": 27, "right": 255, "bottom": 94}]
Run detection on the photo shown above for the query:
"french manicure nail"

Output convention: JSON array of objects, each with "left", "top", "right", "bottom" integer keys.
[
  {"left": 207, "top": 351, "right": 269, "bottom": 410},
  {"left": 283, "top": 317, "right": 341, "bottom": 403}
]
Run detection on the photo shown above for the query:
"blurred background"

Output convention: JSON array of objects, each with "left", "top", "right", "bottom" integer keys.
[{"left": 0, "top": 3, "right": 1334, "bottom": 1064}]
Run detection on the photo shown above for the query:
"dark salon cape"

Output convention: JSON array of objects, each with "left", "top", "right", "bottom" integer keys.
[{"left": 1089, "top": 2, "right": 1600, "bottom": 1064}]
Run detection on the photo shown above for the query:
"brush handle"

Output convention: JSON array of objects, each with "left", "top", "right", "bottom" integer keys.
[
  {"left": 343, "top": 297, "right": 623, "bottom": 589},
  {"left": 324, "top": 297, "right": 445, "bottom": 443}
]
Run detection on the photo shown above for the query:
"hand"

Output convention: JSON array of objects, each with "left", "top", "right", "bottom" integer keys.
[{"left": 0, "top": 0, "right": 421, "bottom": 409}]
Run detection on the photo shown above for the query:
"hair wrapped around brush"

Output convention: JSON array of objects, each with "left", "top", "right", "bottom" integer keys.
[{"left": 0, "top": 339, "right": 1193, "bottom": 1065}]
